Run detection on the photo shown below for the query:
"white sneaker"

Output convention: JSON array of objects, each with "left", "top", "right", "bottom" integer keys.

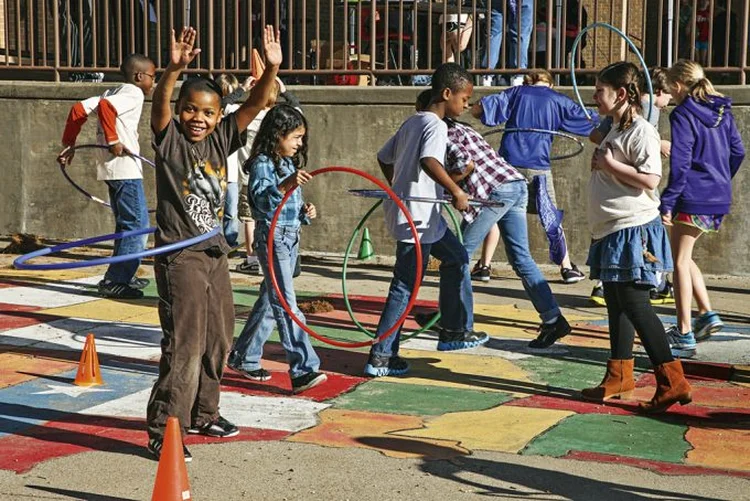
[
  {"left": 482, "top": 75, "right": 494, "bottom": 87},
  {"left": 511, "top": 75, "right": 524, "bottom": 87}
]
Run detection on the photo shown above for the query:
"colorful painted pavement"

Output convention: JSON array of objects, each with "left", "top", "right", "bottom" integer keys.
[{"left": 1, "top": 268, "right": 749, "bottom": 477}]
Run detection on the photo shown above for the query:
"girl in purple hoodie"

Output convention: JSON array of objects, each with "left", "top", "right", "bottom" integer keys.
[{"left": 661, "top": 60, "right": 745, "bottom": 357}]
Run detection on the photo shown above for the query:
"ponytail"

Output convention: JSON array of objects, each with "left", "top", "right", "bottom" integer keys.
[
  {"left": 689, "top": 76, "right": 722, "bottom": 103},
  {"left": 668, "top": 59, "right": 723, "bottom": 104}
]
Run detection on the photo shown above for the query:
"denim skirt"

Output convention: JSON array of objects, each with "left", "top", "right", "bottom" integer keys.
[{"left": 586, "top": 216, "right": 673, "bottom": 287}]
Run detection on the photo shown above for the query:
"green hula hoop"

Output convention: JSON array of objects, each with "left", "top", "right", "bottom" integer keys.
[{"left": 342, "top": 200, "right": 463, "bottom": 341}]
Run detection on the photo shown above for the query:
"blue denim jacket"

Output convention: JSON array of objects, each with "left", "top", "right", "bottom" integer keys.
[{"left": 247, "top": 154, "right": 308, "bottom": 226}]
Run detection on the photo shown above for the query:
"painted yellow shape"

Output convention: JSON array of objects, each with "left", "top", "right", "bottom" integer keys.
[
  {"left": 395, "top": 405, "right": 573, "bottom": 453},
  {"left": 385, "top": 349, "right": 537, "bottom": 397},
  {"left": 38, "top": 298, "right": 160, "bottom": 325},
  {"left": 288, "top": 408, "right": 469, "bottom": 459},
  {"left": 0, "top": 268, "right": 96, "bottom": 283},
  {"left": 686, "top": 426, "right": 750, "bottom": 472},
  {"left": 473, "top": 304, "right": 602, "bottom": 339}
]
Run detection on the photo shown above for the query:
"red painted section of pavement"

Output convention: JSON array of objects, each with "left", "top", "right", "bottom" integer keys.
[
  {"left": 244, "top": 342, "right": 371, "bottom": 378},
  {"left": 0, "top": 302, "right": 57, "bottom": 332},
  {"left": 0, "top": 415, "right": 290, "bottom": 474},
  {"left": 564, "top": 450, "right": 750, "bottom": 478},
  {"left": 222, "top": 370, "right": 366, "bottom": 402}
]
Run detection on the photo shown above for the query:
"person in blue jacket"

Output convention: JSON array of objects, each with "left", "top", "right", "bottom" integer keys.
[
  {"left": 660, "top": 60, "right": 745, "bottom": 358},
  {"left": 471, "top": 69, "right": 598, "bottom": 284}
]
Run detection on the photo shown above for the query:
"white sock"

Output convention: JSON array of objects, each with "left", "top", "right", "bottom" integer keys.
[
  {"left": 544, "top": 316, "right": 559, "bottom": 325},
  {"left": 246, "top": 255, "right": 258, "bottom": 264}
]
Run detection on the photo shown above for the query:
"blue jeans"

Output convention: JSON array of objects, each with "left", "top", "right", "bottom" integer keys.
[
  {"left": 461, "top": 181, "right": 560, "bottom": 323},
  {"left": 232, "top": 224, "right": 320, "bottom": 378},
  {"left": 482, "top": 0, "right": 533, "bottom": 70},
  {"left": 223, "top": 182, "right": 239, "bottom": 247},
  {"left": 371, "top": 228, "right": 473, "bottom": 358},
  {"left": 104, "top": 179, "right": 149, "bottom": 284}
]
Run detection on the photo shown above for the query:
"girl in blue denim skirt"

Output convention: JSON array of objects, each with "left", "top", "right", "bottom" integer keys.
[
  {"left": 582, "top": 62, "right": 692, "bottom": 414},
  {"left": 229, "top": 104, "right": 326, "bottom": 394}
]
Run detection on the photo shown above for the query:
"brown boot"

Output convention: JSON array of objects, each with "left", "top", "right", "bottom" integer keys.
[
  {"left": 639, "top": 360, "right": 693, "bottom": 414},
  {"left": 581, "top": 359, "right": 635, "bottom": 402}
]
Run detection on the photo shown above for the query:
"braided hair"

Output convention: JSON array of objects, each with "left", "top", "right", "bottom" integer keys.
[{"left": 597, "top": 62, "right": 643, "bottom": 131}]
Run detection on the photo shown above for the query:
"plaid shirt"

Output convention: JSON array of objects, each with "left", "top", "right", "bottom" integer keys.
[
  {"left": 445, "top": 119, "right": 524, "bottom": 223},
  {"left": 248, "top": 154, "right": 307, "bottom": 227}
]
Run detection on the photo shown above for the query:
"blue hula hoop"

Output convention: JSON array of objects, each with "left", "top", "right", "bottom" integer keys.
[
  {"left": 13, "top": 226, "right": 221, "bottom": 271},
  {"left": 482, "top": 128, "right": 585, "bottom": 161},
  {"left": 569, "top": 22, "right": 653, "bottom": 123}
]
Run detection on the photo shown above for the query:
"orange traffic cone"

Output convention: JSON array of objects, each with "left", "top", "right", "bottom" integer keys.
[
  {"left": 152, "top": 417, "right": 192, "bottom": 501},
  {"left": 251, "top": 48, "right": 265, "bottom": 79},
  {"left": 74, "top": 333, "right": 103, "bottom": 386}
]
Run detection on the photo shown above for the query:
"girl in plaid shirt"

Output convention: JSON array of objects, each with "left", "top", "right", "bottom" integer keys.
[{"left": 230, "top": 104, "right": 327, "bottom": 394}]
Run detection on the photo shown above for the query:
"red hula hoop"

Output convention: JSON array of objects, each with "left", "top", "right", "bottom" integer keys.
[{"left": 267, "top": 166, "right": 423, "bottom": 348}]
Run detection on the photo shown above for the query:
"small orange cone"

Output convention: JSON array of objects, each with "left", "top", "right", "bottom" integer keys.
[
  {"left": 152, "top": 417, "right": 192, "bottom": 501},
  {"left": 74, "top": 333, "right": 103, "bottom": 386},
  {"left": 251, "top": 48, "right": 266, "bottom": 79}
]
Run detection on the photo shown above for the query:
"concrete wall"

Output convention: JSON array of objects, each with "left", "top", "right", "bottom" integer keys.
[{"left": 2, "top": 82, "right": 749, "bottom": 275}]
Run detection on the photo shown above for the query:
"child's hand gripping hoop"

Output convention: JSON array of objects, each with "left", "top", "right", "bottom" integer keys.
[
  {"left": 569, "top": 22, "right": 653, "bottom": 122},
  {"left": 482, "top": 128, "right": 586, "bottom": 161},
  {"left": 58, "top": 144, "right": 157, "bottom": 213},
  {"left": 267, "top": 167, "right": 423, "bottom": 348},
  {"left": 13, "top": 226, "right": 220, "bottom": 270},
  {"left": 348, "top": 189, "right": 505, "bottom": 208}
]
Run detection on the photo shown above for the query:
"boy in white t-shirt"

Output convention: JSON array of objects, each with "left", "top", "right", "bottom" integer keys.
[
  {"left": 364, "top": 63, "right": 490, "bottom": 378},
  {"left": 57, "top": 53, "right": 156, "bottom": 299}
]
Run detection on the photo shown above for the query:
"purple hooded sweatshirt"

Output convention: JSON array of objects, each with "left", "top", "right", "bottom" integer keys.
[{"left": 660, "top": 95, "right": 745, "bottom": 215}]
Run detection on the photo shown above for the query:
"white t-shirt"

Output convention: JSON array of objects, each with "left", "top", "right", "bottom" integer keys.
[
  {"left": 378, "top": 111, "right": 448, "bottom": 244},
  {"left": 82, "top": 83, "right": 145, "bottom": 181},
  {"left": 225, "top": 105, "right": 267, "bottom": 186},
  {"left": 588, "top": 116, "right": 662, "bottom": 240}
]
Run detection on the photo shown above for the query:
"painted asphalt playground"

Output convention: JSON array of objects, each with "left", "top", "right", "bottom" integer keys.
[{"left": 0, "top": 253, "right": 749, "bottom": 500}]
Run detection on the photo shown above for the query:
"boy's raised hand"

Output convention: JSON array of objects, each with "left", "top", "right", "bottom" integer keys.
[
  {"left": 263, "top": 25, "right": 283, "bottom": 68},
  {"left": 170, "top": 27, "right": 201, "bottom": 68}
]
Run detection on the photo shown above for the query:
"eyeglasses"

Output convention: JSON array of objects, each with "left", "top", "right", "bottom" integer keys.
[{"left": 138, "top": 72, "right": 156, "bottom": 80}]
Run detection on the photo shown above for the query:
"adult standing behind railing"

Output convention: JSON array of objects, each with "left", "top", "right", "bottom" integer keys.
[
  {"left": 46, "top": 0, "right": 103, "bottom": 82},
  {"left": 481, "top": 0, "right": 534, "bottom": 87}
]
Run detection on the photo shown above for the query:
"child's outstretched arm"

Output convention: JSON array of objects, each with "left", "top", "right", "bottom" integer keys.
[
  {"left": 151, "top": 27, "right": 201, "bottom": 135},
  {"left": 234, "top": 26, "right": 282, "bottom": 131}
]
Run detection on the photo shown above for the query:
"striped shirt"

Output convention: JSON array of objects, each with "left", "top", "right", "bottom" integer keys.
[
  {"left": 247, "top": 154, "right": 307, "bottom": 227},
  {"left": 445, "top": 119, "right": 524, "bottom": 222}
]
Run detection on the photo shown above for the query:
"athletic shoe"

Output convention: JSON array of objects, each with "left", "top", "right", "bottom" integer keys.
[
  {"left": 364, "top": 354, "right": 411, "bottom": 377},
  {"left": 188, "top": 415, "right": 239, "bottom": 438},
  {"left": 414, "top": 310, "right": 441, "bottom": 330},
  {"left": 510, "top": 75, "right": 524, "bottom": 86},
  {"left": 590, "top": 283, "right": 606, "bottom": 306},
  {"left": 129, "top": 277, "right": 150, "bottom": 290},
  {"left": 470, "top": 262, "right": 491, "bottom": 282},
  {"left": 291, "top": 372, "right": 327, "bottom": 394},
  {"left": 694, "top": 311, "right": 724, "bottom": 342},
  {"left": 437, "top": 329, "right": 490, "bottom": 351},
  {"left": 666, "top": 325, "right": 697, "bottom": 358},
  {"left": 230, "top": 365, "right": 272, "bottom": 382},
  {"left": 235, "top": 260, "right": 262, "bottom": 275},
  {"left": 147, "top": 438, "right": 192, "bottom": 463},
  {"left": 481, "top": 75, "right": 495, "bottom": 87},
  {"left": 528, "top": 316, "right": 571, "bottom": 348},
  {"left": 98, "top": 280, "right": 144, "bottom": 299},
  {"left": 560, "top": 264, "right": 585, "bottom": 284},
  {"left": 649, "top": 279, "right": 675, "bottom": 305}
]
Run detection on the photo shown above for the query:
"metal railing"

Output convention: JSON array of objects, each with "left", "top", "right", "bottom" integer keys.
[{"left": 1, "top": 0, "right": 748, "bottom": 84}]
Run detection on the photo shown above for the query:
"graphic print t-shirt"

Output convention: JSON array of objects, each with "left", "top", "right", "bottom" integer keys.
[{"left": 153, "top": 117, "right": 245, "bottom": 253}]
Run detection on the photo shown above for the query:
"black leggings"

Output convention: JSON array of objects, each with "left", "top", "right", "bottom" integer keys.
[{"left": 603, "top": 281, "right": 673, "bottom": 366}]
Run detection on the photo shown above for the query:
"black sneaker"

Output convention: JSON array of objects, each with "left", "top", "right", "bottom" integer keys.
[
  {"left": 235, "top": 259, "right": 262, "bottom": 275},
  {"left": 364, "top": 353, "right": 411, "bottom": 377},
  {"left": 649, "top": 279, "right": 676, "bottom": 305},
  {"left": 147, "top": 438, "right": 192, "bottom": 463},
  {"left": 129, "top": 277, "right": 150, "bottom": 289},
  {"left": 231, "top": 365, "right": 272, "bottom": 382},
  {"left": 561, "top": 264, "right": 585, "bottom": 284},
  {"left": 590, "top": 282, "right": 606, "bottom": 306},
  {"left": 188, "top": 415, "right": 239, "bottom": 438},
  {"left": 291, "top": 372, "right": 327, "bottom": 394},
  {"left": 98, "top": 280, "right": 144, "bottom": 299},
  {"left": 528, "top": 316, "right": 571, "bottom": 348},
  {"left": 414, "top": 310, "right": 441, "bottom": 330},
  {"left": 470, "top": 262, "right": 491, "bottom": 282},
  {"left": 437, "top": 329, "right": 490, "bottom": 351}
]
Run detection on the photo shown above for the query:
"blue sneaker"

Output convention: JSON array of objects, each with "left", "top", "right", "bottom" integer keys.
[
  {"left": 364, "top": 354, "right": 410, "bottom": 377},
  {"left": 437, "top": 329, "right": 490, "bottom": 351},
  {"left": 666, "top": 325, "right": 697, "bottom": 358},
  {"left": 693, "top": 311, "right": 724, "bottom": 342}
]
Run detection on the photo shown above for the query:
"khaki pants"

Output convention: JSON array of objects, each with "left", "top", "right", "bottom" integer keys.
[{"left": 147, "top": 248, "right": 235, "bottom": 439}]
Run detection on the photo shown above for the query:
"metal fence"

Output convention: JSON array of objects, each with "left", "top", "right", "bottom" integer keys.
[{"left": 1, "top": 0, "right": 748, "bottom": 84}]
